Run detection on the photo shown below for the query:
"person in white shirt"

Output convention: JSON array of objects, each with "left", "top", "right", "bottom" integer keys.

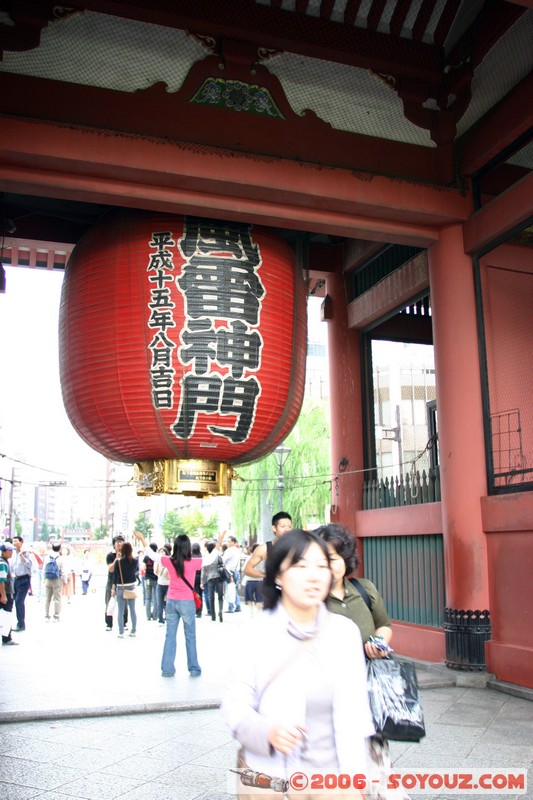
[
  {"left": 222, "top": 529, "right": 372, "bottom": 800},
  {"left": 201, "top": 533, "right": 225, "bottom": 622},
  {"left": 222, "top": 535, "right": 242, "bottom": 612}
]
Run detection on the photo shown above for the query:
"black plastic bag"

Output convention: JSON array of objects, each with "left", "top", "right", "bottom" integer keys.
[{"left": 367, "top": 657, "right": 426, "bottom": 742}]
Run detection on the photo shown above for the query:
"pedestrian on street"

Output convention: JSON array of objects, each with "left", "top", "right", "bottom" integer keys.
[
  {"left": 202, "top": 539, "right": 225, "bottom": 623},
  {"left": 80, "top": 549, "right": 93, "bottom": 595},
  {"left": 135, "top": 530, "right": 203, "bottom": 678},
  {"left": 143, "top": 543, "right": 158, "bottom": 621},
  {"left": 222, "top": 529, "right": 373, "bottom": 800},
  {"left": 223, "top": 535, "right": 242, "bottom": 613},
  {"left": 243, "top": 511, "right": 293, "bottom": 579},
  {"left": 155, "top": 545, "right": 171, "bottom": 625},
  {"left": 11, "top": 535, "right": 33, "bottom": 631},
  {"left": 316, "top": 523, "right": 399, "bottom": 800},
  {"left": 110, "top": 541, "right": 138, "bottom": 638},
  {"left": 60, "top": 545, "right": 75, "bottom": 603},
  {"left": 0, "top": 541, "right": 18, "bottom": 646},
  {"left": 243, "top": 543, "right": 264, "bottom": 614},
  {"left": 191, "top": 543, "right": 203, "bottom": 618},
  {"left": 105, "top": 535, "right": 128, "bottom": 631},
  {"left": 43, "top": 543, "right": 67, "bottom": 622}
]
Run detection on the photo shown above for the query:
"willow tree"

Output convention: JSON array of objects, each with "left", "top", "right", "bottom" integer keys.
[{"left": 231, "top": 402, "right": 331, "bottom": 539}]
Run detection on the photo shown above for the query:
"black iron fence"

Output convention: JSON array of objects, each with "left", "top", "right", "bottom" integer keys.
[{"left": 363, "top": 467, "right": 440, "bottom": 509}]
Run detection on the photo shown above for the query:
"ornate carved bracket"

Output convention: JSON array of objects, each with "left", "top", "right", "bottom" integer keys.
[{"left": 392, "top": 57, "right": 474, "bottom": 149}]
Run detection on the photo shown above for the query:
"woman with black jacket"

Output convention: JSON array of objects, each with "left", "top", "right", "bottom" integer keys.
[{"left": 111, "top": 542, "right": 139, "bottom": 639}]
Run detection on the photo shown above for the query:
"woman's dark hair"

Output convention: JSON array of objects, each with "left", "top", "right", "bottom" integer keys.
[
  {"left": 170, "top": 534, "right": 191, "bottom": 577},
  {"left": 314, "top": 524, "right": 359, "bottom": 575},
  {"left": 263, "top": 529, "right": 330, "bottom": 610},
  {"left": 205, "top": 541, "right": 216, "bottom": 554},
  {"left": 191, "top": 543, "right": 202, "bottom": 557},
  {"left": 122, "top": 541, "right": 134, "bottom": 561}
]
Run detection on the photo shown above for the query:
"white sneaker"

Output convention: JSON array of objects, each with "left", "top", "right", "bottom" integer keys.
[
  {"left": 117, "top": 633, "right": 124, "bottom": 638},
  {"left": 129, "top": 632, "right": 136, "bottom": 637}
]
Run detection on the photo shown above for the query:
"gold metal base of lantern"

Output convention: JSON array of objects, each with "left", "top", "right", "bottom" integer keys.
[{"left": 133, "top": 459, "right": 234, "bottom": 497}]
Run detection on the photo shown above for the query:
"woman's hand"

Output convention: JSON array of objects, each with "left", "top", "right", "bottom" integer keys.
[
  {"left": 268, "top": 725, "right": 306, "bottom": 755},
  {"left": 365, "top": 630, "right": 393, "bottom": 659},
  {"left": 364, "top": 639, "right": 388, "bottom": 659},
  {"left": 133, "top": 531, "right": 145, "bottom": 545}
]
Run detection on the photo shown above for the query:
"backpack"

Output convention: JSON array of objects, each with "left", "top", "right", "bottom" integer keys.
[{"left": 44, "top": 556, "right": 60, "bottom": 580}]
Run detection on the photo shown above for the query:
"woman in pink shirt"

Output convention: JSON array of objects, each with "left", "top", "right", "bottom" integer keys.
[{"left": 135, "top": 531, "right": 202, "bottom": 678}]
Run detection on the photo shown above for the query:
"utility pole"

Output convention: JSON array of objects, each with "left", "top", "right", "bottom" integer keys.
[{"left": 8, "top": 466, "right": 15, "bottom": 537}]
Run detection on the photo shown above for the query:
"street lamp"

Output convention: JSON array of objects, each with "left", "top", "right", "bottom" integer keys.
[{"left": 273, "top": 445, "right": 291, "bottom": 512}]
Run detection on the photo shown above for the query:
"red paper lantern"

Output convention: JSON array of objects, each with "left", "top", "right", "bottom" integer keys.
[{"left": 59, "top": 211, "right": 307, "bottom": 494}]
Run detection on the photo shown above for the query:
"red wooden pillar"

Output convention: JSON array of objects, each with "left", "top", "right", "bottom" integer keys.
[
  {"left": 325, "top": 269, "right": 364, "bottom": 526},
  {"left": 428, "top": 224, "right": 491, "bottom": 669}
]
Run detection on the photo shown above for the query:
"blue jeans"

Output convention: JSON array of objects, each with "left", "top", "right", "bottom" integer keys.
[
  {"left": 161, "top": 599, "right": 201, "bottom": 676},
  {"left": 116, "top": 586, "right": 137, "bottom": 635},
  {"left": 156, "top": 583, "right": 168, "bottom": 623},
  {"left": 203, "top": 586, "right": 211, "bottom": 615},
  {"left": 227, "top": 570, "right": 241, "bottom": 611},
  {"left": 145, "top": 577, "right": 157, "bottom": 620},
  {"left": 14, "top": 574, "right": 31, "bottom": 628}
]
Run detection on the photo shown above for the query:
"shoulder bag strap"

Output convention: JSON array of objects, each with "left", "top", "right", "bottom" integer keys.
[
  {"left": 170, "top": 560, "right": 196, "bottom": 594},
  {"left": 117, "top": 557, "right": 124, "bottom": 585},
  {"left": 348, "top": 577, "right": 372, "bottom": 611}
]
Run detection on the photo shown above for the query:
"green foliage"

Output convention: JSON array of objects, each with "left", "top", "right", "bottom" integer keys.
[
  {"left": 231, "top": 401, "right": 331, "bottom": 538},
  {"left": 161, "top": 509, "right": 186, "bottom": 541},
  {"left": 92, "top": 524, "right": 108, "bottom": 541},
  {"left": 161, "top": 508, "right": 219, "bottom": 542},
  {"left": 134, "top": 513, "right": 154, "bottom": 538}
]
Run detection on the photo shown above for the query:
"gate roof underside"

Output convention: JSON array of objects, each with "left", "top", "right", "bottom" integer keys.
[{"left": 0, "top": 0, "right": 531, "bottom": 249}]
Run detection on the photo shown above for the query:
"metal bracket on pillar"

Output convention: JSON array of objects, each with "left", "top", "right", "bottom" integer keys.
[{"left": 443, "top": 608, "right": 491, "bottom": 671}]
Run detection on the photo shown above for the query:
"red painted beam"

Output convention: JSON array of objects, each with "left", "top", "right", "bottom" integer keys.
[
  {"left": 463, "top": 172, "right": 533, "bottom": 254},
  {"left": 0, "top": 117, "right": 472, "bottom": 247},
  {"left": 347, "top": 251, "right": 429, "bottom": 329},
  {"left": 0, "top": 70, "right": 442, "bottom": 186}
]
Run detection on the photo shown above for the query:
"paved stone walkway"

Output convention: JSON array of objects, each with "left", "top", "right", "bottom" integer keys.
[{"left": 1, "top": 573, "right": 531, "bottom": 799}]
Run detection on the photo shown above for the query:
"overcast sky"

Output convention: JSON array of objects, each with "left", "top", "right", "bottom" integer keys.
[{"left": 0, "top": 265, "right": 106, "bottom": 483}]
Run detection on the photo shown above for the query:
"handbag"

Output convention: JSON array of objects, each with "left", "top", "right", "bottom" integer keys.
[
  {"left": 366, "top": 657, "right": 426, "bottom": 742},
  {"left": 351, "top": 575, "right": 425, "bottom": 742},
  {"left": 217, "top": 556, "right": 232, "bottom": 583},
  {"left": 0, "top": 608, "right": 13, "bottom": 637},
  {"left": 118, "top": 559, "right": 137, "bottom": 599},
  {"left": 106, "top": 596, "right": 117, "bottom": 615}
]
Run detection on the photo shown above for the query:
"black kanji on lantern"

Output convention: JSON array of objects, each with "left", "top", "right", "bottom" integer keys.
[
  {"left": 216, "top": 320, "right": 262, "bottom": 379},
  {"left": 147, "top": 232, "right": 176, "bottom": 271},
  {"left": 177, "top": 218, "right": 265, "bottom": 325},
  {"left": 172, "top": 374, "right": 261, "bottom": 443},
  {"left": 173, "top": 218, "right": 266, "bottom": 444},
  {"left": 147, "top": 231, "right": 178, "bottom": 409},
  {"left": 180, "top": 319, "right": 262, "bottom": 379}
]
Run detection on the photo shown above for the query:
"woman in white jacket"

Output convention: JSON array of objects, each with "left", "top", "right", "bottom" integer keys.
[{"left": 222, "top": 529, "right": 374, "bottom": 800}]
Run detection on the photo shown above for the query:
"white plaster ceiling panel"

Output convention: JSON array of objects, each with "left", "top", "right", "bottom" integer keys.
[
  {"left": 265, "top": 52, "right": 435, "bottom": 146},
  {"left": 0, "top": 11, "right": 206, "bottom": 93}
]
